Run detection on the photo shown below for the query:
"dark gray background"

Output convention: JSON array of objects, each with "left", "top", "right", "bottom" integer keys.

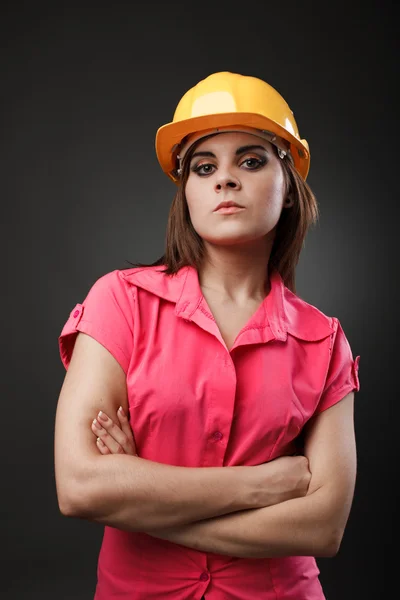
[{"left": 2, "top": 1, "right": 397, "bottom": 598}]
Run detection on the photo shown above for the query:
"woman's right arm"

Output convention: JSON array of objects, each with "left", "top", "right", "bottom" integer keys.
[{"left": 55, "top": 332, "right": 309, "bottom": 532}]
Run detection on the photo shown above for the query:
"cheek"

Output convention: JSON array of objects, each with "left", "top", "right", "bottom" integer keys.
[
  {"left": 256, "top": 174, "right": 285, "bottom": 214},
  {"left": 185, "top": 182, "right": 207, "bottom": 218}
]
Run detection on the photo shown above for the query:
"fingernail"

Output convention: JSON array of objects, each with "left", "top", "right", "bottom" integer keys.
[
  {"left": 118, "top": 406, "right": 126, "bottom": 416},
  {"left": 96, "top": 437, "right": 104, "bottom": 446},
  {"left": 98, "top": 411, "right": 108, "bottom": 422}
]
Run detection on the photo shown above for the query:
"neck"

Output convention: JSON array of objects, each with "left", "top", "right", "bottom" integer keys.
[{"left": 198, "top": 238, "right": 272, "bottom": 305}]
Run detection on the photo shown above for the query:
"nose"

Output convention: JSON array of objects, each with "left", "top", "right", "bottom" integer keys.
[{"left": 214, "top": 172, "right": 242, "bottom": 192}]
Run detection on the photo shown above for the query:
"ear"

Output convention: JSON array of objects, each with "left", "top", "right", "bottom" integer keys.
[{"left": 284, "top": 194, "right": 294, "bottom": 208}]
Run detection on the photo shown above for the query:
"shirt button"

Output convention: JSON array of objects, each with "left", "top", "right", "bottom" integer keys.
[
  {"left": 199, "top": 571, "right": 210, "bottom": 582},
  {"left": 212, "top": 431, "right": 223, "bottom": 441},
  {"left": 73, "top": 310, "right": 80, "bottom": 318}
]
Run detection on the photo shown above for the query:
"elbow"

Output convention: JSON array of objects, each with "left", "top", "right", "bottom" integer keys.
[
  {"left": 56, "top": 478, "right": 97, "bottom": 520},
  {"left": 312, "top": 491, "right": 350, "bottom": 557},
  {"left": 57, "top": 491, "right": 75, "bottom": 518},
  {"left": 55, "top": 455, "right": 103, "bottom": 519},
  {"left": 327, "top": 527, "right": 345, "bottom": 557},
  {"left": 59, "top": 502, "right": 80, "bottom": 519},
  {"left": 58, "top": 493, "right": 92, "bottom": 520},
  {"left": 57, "top": 490, "right": 81, "bottom": 519},
  {"left": 318, "top": 525, "right": 345, "bottom": 557}
]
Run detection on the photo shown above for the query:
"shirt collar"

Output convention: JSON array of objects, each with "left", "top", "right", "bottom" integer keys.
[{"left": 121, "top": 265, "right": 333, "bottom": 342}]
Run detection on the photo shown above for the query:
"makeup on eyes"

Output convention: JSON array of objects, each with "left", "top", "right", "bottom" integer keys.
[
  {"left": 191, "top": 154, "right": 267, "bottom": 176},
  {"left": 190, "top": 144, "right": 268, "bottom": 163}
]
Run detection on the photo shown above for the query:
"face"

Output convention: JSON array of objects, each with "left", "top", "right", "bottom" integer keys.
[{"left": 184, "top": 132, "right": 288, "bottom": 248}]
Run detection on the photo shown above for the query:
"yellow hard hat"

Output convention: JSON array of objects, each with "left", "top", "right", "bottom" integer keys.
[{"left": 155, "top": 71, "right": 310, "bottom": 183}]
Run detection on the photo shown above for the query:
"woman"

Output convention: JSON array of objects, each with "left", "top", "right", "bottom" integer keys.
[{"left": 55, "top": 71, "right": 360, "bottom": 599}]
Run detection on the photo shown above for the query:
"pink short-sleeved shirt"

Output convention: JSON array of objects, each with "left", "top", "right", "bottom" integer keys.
[{"left": 58, "top": 265, "right": 360, "bottom": 600}]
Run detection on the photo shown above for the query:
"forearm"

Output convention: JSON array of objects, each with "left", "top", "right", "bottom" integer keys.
[
  {"left": 69, "top": 455, "right": 254, "bottom": 531},
  {"left": 148, "top": 487, "right": 339, "bottom": 558}
]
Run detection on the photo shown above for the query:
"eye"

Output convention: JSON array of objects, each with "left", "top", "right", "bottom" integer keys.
[
  {"left": 190, "top": 155, "right": 267, "bottom": 177},
  {"left": 191, "top": 163, "right": 216, "bottom": 176},
  {"left": 240, "top": 156, "right": 267, "bottom": 169}
]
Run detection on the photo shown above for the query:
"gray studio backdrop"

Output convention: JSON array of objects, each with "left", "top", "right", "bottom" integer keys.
[{"left": 2, "top": 2, "right": 396, "bottom": 599}]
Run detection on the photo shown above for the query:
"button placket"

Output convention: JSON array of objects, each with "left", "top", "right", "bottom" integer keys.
[
  {"left": 212, "top": 353, "right": 234, "bottom": 447},
  {"left": 202, "top": 349, "right": 236, "bottom": 467}
]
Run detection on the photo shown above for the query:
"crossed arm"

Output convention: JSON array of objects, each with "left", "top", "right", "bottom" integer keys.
[
  {"left": 144, "top": 392, "right": 357, "bottom": 558},
  {"left": 55, "top": 333, "right": 357, "bottom": 559},
  {"left": 88, "top": 394, "right": 356, "bottom": 558}
]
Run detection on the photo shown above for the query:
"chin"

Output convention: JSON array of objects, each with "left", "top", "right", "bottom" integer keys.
[
  {"left": 199, "top": 226, "right": 270, "bottom": 246},
  {"left": 202, "top": 234, "right": 263, "bottom": 247}
]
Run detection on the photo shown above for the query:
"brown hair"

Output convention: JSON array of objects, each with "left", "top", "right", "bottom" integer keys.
[{"left": 125, "top": 137, "right": 319, "bottom": 294}]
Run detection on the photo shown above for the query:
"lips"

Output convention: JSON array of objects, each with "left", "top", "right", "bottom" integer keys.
[{"left": 214, "top": 201, "right": 245, "bottom": 212}]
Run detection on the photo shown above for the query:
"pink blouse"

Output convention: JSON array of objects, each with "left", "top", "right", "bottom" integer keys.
[{"left": 58, "top": 264, "right": 360, "bottom": 600}]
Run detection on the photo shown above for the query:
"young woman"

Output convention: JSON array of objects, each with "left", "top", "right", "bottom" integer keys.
[{"left": 55, "top": 71, "right": 360, "bottom": 600}]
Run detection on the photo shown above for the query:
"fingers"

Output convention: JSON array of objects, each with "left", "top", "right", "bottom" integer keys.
[
  {"left": 91, "top": 410, "right": 136, "bottom": 455},
  {"left": 96, "top": 437, "right": 111, "bottom": 454},
  {"left": 92, "top": 417, "right": 124, "bottom": 454},
  {"left": 116, "top": 406, "right": 138, "bottom": 455}
]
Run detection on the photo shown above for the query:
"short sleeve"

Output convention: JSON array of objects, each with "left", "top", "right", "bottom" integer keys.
[
  {"left": 58, "top": 270, "right": 135, "bottom": 374},
  {"left": 315, "top": 318, "right": 360, "bottom": 414}
]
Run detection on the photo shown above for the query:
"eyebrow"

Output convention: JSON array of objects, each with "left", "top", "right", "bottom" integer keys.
[{"left": 190, "top": 144, "right": 268, "bottom": 161}]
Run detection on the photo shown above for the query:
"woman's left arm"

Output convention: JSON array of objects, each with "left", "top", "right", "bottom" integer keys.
[{"left": 148, "top": 391, "right": 357, "bottom": 558}]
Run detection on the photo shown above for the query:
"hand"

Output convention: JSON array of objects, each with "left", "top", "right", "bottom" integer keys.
[
  {"left": 91, "top": 406, "right": 138, "bottom": 456},
  {"left": 239, "top": 455, "right": 312, "bottom": 509}
]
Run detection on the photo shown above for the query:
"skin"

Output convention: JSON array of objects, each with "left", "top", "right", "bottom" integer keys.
[
  {"left": 90, "top": 393, "right": 356, "bottom": 560},
  {"left": 92, "top": 407, "right": 137, "bottom": 455},
  {"left": 184, "top": 132, "right": 292, "bottom": 304},
  {"left": 85, "top": 133, "right": 356, "bottom": 559},
  {"left": 90, "top": 131, "right": 295, "bottom": 467}
]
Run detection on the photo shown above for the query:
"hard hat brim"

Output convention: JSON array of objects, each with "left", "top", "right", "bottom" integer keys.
[{"left": 155, "top": 112, "right": 310, "bottom": 182}]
